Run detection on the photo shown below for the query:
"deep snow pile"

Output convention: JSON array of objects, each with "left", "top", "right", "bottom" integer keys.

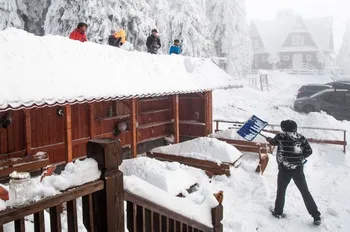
[
  {"left": 120, "top": 157, "right": 201, "bottom": 195},
  {"left": 151, "top": 137, "right": 242, "bottom": 164},
  {"left": 1, "top": 158, "right": 100, "bottom": 210},
  {"left": 124, "top": 175, "right": 219, "bottom": 228},
  {"left": 0, "top": 28, "right": 238, "bottom": 111}
]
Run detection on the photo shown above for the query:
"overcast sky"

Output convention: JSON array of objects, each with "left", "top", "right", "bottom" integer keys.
[{"left": 245, "top": 0, "right": 350, "bottom": 52}]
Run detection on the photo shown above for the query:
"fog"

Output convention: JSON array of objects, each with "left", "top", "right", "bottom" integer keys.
[{"left": 245, "top": 0, "right": 350, "bottom": 52}]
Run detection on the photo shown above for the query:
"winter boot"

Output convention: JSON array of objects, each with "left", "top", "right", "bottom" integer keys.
[
  {"left": 270, "top": 209, "right": 285, "bottom": 219},
  {"left": 313, "top": 216, "right": 321, "bottom": 225}
]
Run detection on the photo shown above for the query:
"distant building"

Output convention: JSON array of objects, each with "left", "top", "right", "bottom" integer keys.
[{"left": 250, "top": 14, "right": 334, "bottom": 71}]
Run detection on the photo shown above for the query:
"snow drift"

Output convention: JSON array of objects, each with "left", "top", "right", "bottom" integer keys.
[
  {"left": 0, "top": 28, "right": 239, "bottom": 111},
  {"left": 151, "top": 137, "right": 242, "bottom": 164}
]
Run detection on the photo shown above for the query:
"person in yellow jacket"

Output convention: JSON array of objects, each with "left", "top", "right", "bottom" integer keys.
[{"left": 108, "top": 28, "right": 126, "bottom": 47}]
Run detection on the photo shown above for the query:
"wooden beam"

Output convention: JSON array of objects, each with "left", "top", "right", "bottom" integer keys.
[
  {"left": 24, "top": 110, "right": 32, "bottom": 156},
  {"left": 196, "top": 93, "right": 205, "bottom": 100},
  {"left": 64, "top": 105, "right": 73, "bottom": 163},
  {"left": 204, "top": 91, "right": 213, "bottom": 136},
  {"left": 88, "top": 103, "right": 96, "bottom": 139},
  {"left": 121, "top": 99, "right": 131, "bottom": 109},
  {"left": 130, "top": 98, "right": 138, "bottom": 158},
  {"left": 173, "top": 95, "right": 180, "bottom": 143}
]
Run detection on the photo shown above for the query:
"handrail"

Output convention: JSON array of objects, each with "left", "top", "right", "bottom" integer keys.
[
  {"left": 214, "top": 119, "right": 347, "bottom": 153},
  {"left": 125, "top": 191, "right": 214, "bottom": 232},
  {"left": 0, "top": 180, "right": 104, "bottom": 225}
]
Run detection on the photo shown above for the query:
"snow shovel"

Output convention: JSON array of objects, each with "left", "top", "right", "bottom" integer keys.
[
  {"left": 236, "top": 115, "right": 268, "bottom": 141},
  {"left": 236, "top": 115, "right": 269, "bottom": 174}
]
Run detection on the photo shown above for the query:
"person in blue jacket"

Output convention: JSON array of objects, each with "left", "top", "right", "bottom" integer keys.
[{"left": 169, "top": 39, "right": 182, "bottom": 55}]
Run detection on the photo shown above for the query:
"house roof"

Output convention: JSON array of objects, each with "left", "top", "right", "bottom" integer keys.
[
  {"left": 251, "top": 16, "right": 334, "bottom": 56},
  {"left": 0, "top": 29, "right": 239, "bottom": 112},
  {"left": 252, "top": 19, "right": 294, "bottom": 59}
]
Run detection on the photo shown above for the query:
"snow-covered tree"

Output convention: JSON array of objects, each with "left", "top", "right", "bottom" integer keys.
[
  {"left": 0, "top": 0, "right": 252, "bottom": 75},
  {"left": 207, "top": 0, "right": 252, "bottom": 76},
  {"left": 337, "top": 22, "right": 350, "bottom": 74}
]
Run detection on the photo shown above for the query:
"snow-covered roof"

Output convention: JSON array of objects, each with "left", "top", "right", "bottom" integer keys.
[
  {"left": 0, "top": 28, "right": 237, "bottom": 112},
  {"left": 252, "top": 19, "right": 294, "bottom": 59},
  {"left": 251, "top": 16, "right": 333, "bottom": 56}
]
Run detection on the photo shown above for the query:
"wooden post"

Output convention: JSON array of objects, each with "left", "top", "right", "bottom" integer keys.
[
  {"left": 343, "top": 130, "right": 347, "bottom": 154},
  {"left": 86, "top": 138, "right": 125, "bottom": 232},
  {"left": 130, "top": 98, "right": 138, "bottom": 158},
  {"left": 64, "top": 105, "right": 73, "bottom": 163},
  {"left": 89, "top": 103, "right": 96, "bottom": 139},
  {"left": 211, "top": 204, "right": 223, "bottom": 232},
  {"left": 204, "top": 91, "right": 213, "bottom": 136},
  {"left": 24, "top": 110, "right": 32, "bottom": 156},
  {"left": 173, "top": 95, "right": 180, "bottom": 143},
  {"left": 215, "top": 121, "right": 219, "bottom": 132}
]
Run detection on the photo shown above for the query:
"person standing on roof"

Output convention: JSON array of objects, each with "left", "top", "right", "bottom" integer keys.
[
  {"left": 169, "top": 39, "right": 182, "bottom": 55},
  {"left": 146, "top": 29, "right": 161, "bottom": 54},
  {"left": 69, "top": 22, "right": 88, "bottom": 42},
  {"left": 108, "top": 28, "right": 126, "bottom": 47},
  {"left": 266, "top": 120, "right": 321, "bottom": 226}
]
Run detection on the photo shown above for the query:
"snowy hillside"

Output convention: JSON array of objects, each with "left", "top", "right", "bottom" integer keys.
[
  {"left": 213, "top": 71, "right": 350, "bottom": 231},
  {"left": 0, "top": 0, "right": 252, "bottom": 75}
]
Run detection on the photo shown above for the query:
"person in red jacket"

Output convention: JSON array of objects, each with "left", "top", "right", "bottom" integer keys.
[{"left": 69, "top": 22, "right": 88, "bottom": 42}]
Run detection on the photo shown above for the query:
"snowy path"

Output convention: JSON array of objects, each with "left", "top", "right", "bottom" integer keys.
[{"left": 212, "top": 72, "right": 350, "bottom": 231}]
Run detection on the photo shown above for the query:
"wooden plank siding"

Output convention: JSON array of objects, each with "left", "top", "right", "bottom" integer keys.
[{"left": 0, "top": 93, "right": 210, "bottom": 164}]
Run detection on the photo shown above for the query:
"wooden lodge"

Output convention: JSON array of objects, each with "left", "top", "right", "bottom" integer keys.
[
  {"left": 0, "top": 37, "right": 236, "bottom": 176},
  {"left": 0, "top": 92, "right": 215, "bottom": 171}
]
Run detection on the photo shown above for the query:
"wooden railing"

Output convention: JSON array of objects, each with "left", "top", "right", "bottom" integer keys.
[
  {"left": 0, "top": 139, "right": 224, "bottom": 232},
  {"left": 147, "top": 151, "right": 233, "bottom": 177},
  {"left": 214, "top": 119, "right": 347, "bottom": 153},
  {"left": 0, "top": 138, "right": 125, "bottom": 232},
  {"left": 125, "top": 191, "right": 223, "bottom": 232}
]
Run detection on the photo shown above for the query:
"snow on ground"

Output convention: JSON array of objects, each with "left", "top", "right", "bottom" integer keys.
[
  {"left": 120, "top": 157, "right": 202, "bottom": 195},
  {"left": 211, "top": 71, "right": 350, "bottom": 231},
  {"left": 124, "top": 174, "right": 218, "bottom": 228},
  {"left": 151, "top": 137, "right": 242, "bottom": 164}
]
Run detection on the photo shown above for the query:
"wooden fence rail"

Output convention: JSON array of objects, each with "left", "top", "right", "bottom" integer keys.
[
  {"left": 0, "top": 139, "right": 224, "bottom": 232},
  {"left": 125, "top": 191, "right": 223, "bottom": 232},
  {"left": 147, "top": 151, "right": 232, "bottom": 177},
  {"left": 214, "top": 119, "right": 347, "bottom": 153}
]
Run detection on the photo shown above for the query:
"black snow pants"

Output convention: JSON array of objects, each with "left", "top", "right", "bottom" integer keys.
[{"left": 275, "top": 167, "right": 320, "bottom": 217}]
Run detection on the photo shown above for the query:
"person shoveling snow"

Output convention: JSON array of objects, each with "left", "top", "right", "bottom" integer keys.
[{"left": 266, "top": 120, "right": 322, "bottom": 226}]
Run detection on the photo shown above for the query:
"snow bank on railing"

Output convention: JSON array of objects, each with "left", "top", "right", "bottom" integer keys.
[{"left": 124, "top": 175, "right": 218, "bottom": 228}]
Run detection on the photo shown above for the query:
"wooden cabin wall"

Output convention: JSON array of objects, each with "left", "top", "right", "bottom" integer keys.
[
  {"left": 179, "top": 93, "right": 206, "bottom": 138},
  {"left": 0, "top": 92, "right": 212, "bottom": 164},
  {"left": 0, "top": 110, "right": 26, "bottom": 161}
]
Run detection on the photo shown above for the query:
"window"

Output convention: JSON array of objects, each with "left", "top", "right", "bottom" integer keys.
[
  {"left": 306, "top": 54, "right": 312, "bottom": 62},
  {"left": 283, "top": 55, "right": 290, "bottom": 61},
  {"left": 292, "top": 35, "right": 304, "bottom": 46},
  {"left": 262, "top": 55, "right": 267, "bottom": 62},
  {"left": 320, "top": 92, "right": 345, "bottom": 104}
]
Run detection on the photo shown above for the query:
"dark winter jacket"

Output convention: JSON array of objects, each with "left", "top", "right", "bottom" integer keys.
[
  {"left": 108, "top": 35, "right": 122, "bottom": 47},
  {"left": 268, "top": 132, "right": 312, "bottom": 170},
  {"left": 69, "top": 28, "right": 87, "bottom": 42},
  {"left": 146, "top": 35, "right": 161, "bottom": 54},
  {"left": 169, "top": 45, "right": 181, "bottom": 55}
]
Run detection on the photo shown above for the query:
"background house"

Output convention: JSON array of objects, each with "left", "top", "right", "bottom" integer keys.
[{"left": 250, "top": 13, "right": 334, "bottom": 71}]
